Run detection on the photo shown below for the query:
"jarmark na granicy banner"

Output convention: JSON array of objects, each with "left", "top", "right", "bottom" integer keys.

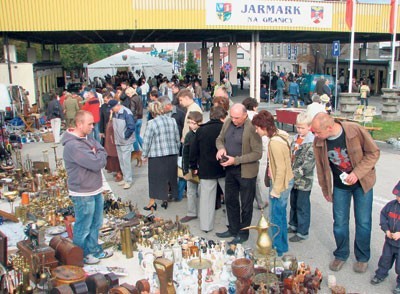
[{"left": 206, "top": 0, "right": 333, "bottom": 28}]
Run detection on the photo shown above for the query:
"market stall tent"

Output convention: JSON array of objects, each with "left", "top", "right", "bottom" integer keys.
[{"left": 87, "top": 49, "right": 173, "bottom": 81}]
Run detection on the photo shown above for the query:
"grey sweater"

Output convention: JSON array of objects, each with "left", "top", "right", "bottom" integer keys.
[{"left": 61, "top": 131, "right": 107, "bottom": 195}]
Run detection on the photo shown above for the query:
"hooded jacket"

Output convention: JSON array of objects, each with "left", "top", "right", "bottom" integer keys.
[{"left": 61, "top": 131, "right": 107, "bottom": 196}]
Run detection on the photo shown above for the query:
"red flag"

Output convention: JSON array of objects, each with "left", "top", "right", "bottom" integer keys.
[
  {"left": 390, "top": 0, "right": 396, "bottom": 34},
  {"left": 346, "top": 0, "right": 353, "bottom": 30}
]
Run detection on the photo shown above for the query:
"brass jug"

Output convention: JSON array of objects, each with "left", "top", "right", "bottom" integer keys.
[{"left": 242, "top": 213, "right": 279, "bottom": 255}]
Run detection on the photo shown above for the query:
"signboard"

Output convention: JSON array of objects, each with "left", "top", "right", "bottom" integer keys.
[
  {"left": 332, "top": 40, "right": 340, "bottom": 57},
  {"left": 206, "top": 1, "right": 333, "bottom": 28},
  {"left": 222, "top": 62, "right": 233, "bottom": 72}
]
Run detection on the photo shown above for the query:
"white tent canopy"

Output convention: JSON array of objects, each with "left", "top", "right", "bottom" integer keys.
[{"left": 87, "top": 49, "right": 173, "bottom": 81}]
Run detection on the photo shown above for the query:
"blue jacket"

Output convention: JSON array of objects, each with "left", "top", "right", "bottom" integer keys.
[
  {"left": 288, "top": 82, "right": 300, "bottom": 96},
  {"left": 380, "top": 199, "right": 400, "bottom": 248}
]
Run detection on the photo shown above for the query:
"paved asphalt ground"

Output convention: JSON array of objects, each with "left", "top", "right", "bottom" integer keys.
[{"left": 11, "top": 86, "right": 400, "bottom": 293}]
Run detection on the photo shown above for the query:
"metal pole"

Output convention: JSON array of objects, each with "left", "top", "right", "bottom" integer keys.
[
  {"left": 335, "top": 56, "right": 339, "bottom": 112},
  {"left": 4, "top": 34, "right": 13, "bottom": 84},
  {"left": 268, "top": 60, "right": 271, "bottom": 107},
  {"left": 348, "top": 0, "right": 356, "bottom": 93},
  {"left": 389, "top": 0, "right": 398, "bottom": 88}
]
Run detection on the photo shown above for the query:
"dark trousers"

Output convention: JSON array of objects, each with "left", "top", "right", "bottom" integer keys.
[
  {"left": 289, "top": 189, "right": 311, "bottom": 238},
  {"left": 225, "top": 166, "right": 256, "bottom": 239},
  {"left": 375, "top": 240, "right": 400, "bottom": 284}
]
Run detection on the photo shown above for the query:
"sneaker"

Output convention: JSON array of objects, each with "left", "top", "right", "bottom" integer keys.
[
  {"left": 123, "top": 183, "right": 131, "bottom": 189},
  {"left": 289, "top": 235, "right": 304, "bottom": 242},
  {"left": 84, "top": 254, "right": 100, "bottom": 265},
  {"left": 370, "top": 275, "right": 385, "bottom": 285},
  {"left": 180, "top": 216, "right": 197, "bottom": 223},
  {"left": 288, "top": 227, "right": 297, "bottom": 234},
  {"left": 118, "top": 181, "right": 126, "bottom": 186},
  {"left": 353, "top": 261, "right": 368, "bottom": 273},
  {"left": 95, "top": 249, "right": 114, "bottom": 259},
  {"left": 329, "top": 259, "right": 346, "bottom": 272}
]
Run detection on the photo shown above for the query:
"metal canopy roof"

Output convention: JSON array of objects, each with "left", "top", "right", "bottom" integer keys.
[{"left": 4, "top": 29, "right": 395, "bottom": 45}]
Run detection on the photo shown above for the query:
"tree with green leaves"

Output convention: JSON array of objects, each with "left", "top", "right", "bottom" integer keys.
[{"left": 185, "top": 51, "right": 199, "bottom": 76}]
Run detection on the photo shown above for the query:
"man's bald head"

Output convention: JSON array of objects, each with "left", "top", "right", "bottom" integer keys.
[
  {"left": 312, "top": 112, "right": 334, "bottom": 129},
  {"left": 311, "top": 112, "right": 336, "bottom": 139},
  {"left": 230, "top": 103, "right": 248, "bottom": 127}
]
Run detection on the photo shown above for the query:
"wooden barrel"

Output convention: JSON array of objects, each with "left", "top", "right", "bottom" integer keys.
[
  {"left": 52, "top": 265, "right": 86, "bottom": 287},
  {"left": 49, "top": 236, "right": 84, "bottom": 267},
  {"left": 135, "top": 279, "right": 150, "bottom": 293}
]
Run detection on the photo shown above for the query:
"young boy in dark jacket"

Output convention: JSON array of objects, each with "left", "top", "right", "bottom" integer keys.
[
  {"left": 371, "top": 181, "right": 400, "bottom": 294},
  {"left": 180, "top": 111, "right": 203, "bottom": 223}
]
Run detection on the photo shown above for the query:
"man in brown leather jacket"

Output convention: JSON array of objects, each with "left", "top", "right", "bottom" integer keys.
[{"left": 312, "top": 113, "right": 380, "bottom": 274}]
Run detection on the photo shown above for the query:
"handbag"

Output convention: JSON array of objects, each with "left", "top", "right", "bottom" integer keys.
[{"left": 264, "top": 162, "right": 271, "bottom": 187}]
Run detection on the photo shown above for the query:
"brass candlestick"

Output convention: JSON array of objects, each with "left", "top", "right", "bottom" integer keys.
[
  {"left": 188, "top": 255, "right": 212, "bottom": 294},
  {"left": 4, "top": 191, "right": 18, "bottom": 213}
]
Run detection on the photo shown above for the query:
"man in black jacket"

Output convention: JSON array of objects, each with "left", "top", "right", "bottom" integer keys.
[{"left": 189, "top": 106, "right": 227, "bottom": 233}]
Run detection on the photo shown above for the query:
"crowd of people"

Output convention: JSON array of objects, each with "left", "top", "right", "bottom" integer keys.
[{"left": 56, "top": 71, "right": 400, "bottom": 294}]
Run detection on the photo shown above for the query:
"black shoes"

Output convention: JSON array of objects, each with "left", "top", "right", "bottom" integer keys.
[
  {"left": 143, "top": 202, "right": 157, "bottom": 211},
  {"left": 161, "top": 201, "right": 168, "bottom": 209},
  {"left": 289, "top": 235, "right": 304, "bottom": 242},
  {"left": 216, "top": 230, "right": 234, "bottom": 238},
  {"left": 288, "top": 227, "right": 297, "bottom": 234},
  {"left": 370, "top": 276, "right": 385, "bottom": 285},
  {"left": 229, "top": 235, "right": 248, "bottom": 245}
]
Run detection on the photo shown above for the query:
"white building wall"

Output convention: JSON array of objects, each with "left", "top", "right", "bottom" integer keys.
[{"left": 0, "top": 63, "right": 36, "bottom": 104}]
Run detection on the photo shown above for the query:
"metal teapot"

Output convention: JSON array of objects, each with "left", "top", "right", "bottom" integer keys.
[{"left": 242, "top": 211, "right": 279, "bottom": 255}]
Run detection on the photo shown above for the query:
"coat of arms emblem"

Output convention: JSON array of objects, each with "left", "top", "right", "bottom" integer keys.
[
  {"left": 311, "top": 6, "right": 323, "bottom": 24},
  {"left": 216, "top": 3, "right": 232, "bottom": 22},
  {"left": 122, "top": 55, "right": 128, "bottom": 61}
]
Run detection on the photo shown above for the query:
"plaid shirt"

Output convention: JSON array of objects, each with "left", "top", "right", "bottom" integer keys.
[{"left": 142, "top": 114, "right": 180, "bottom": 158}]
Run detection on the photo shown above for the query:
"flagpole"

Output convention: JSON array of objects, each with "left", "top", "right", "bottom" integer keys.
[
  {"left": 389, "top": 0, "right": 398, "bottom": 89},
  {"left": 348, "top": 0, "right": 356, "bottom": 93}
]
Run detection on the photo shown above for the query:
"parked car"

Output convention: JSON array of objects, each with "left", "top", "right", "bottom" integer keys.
[{"left": 299, "top": 74, "right": 335, "bottom": 105}]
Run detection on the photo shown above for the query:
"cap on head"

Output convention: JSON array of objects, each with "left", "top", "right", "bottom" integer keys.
[
  {"left": 393, "top": 181, "right": 400, "bottom": 197},
  {"left": 320, "top": 94, "right": 330, "bottom": 103},
  {"left": 107, "top": 99, "right": 119, "bottom": 108}
]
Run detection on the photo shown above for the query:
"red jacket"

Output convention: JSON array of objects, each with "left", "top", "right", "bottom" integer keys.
[{"left": 82, "top": 98, "right": 100, "bottom": 123}]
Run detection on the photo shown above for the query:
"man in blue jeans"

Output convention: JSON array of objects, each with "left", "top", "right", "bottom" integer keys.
[
  {"left": 312, "top": 113, "right": 380, "bottom": 274},
  {"left": 62, "top": 110, "right": 113, "bottom": 265}
]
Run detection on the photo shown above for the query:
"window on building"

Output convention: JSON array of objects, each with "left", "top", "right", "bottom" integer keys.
[
  {"left": 302, "top": 44, "right": 307, "bottom": 55},
  {"left": 270, "top": 44, "right": 274, "bottom": 56},
  {"left": 277, "top": 45, "right": 281, "bottom": 56}
]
